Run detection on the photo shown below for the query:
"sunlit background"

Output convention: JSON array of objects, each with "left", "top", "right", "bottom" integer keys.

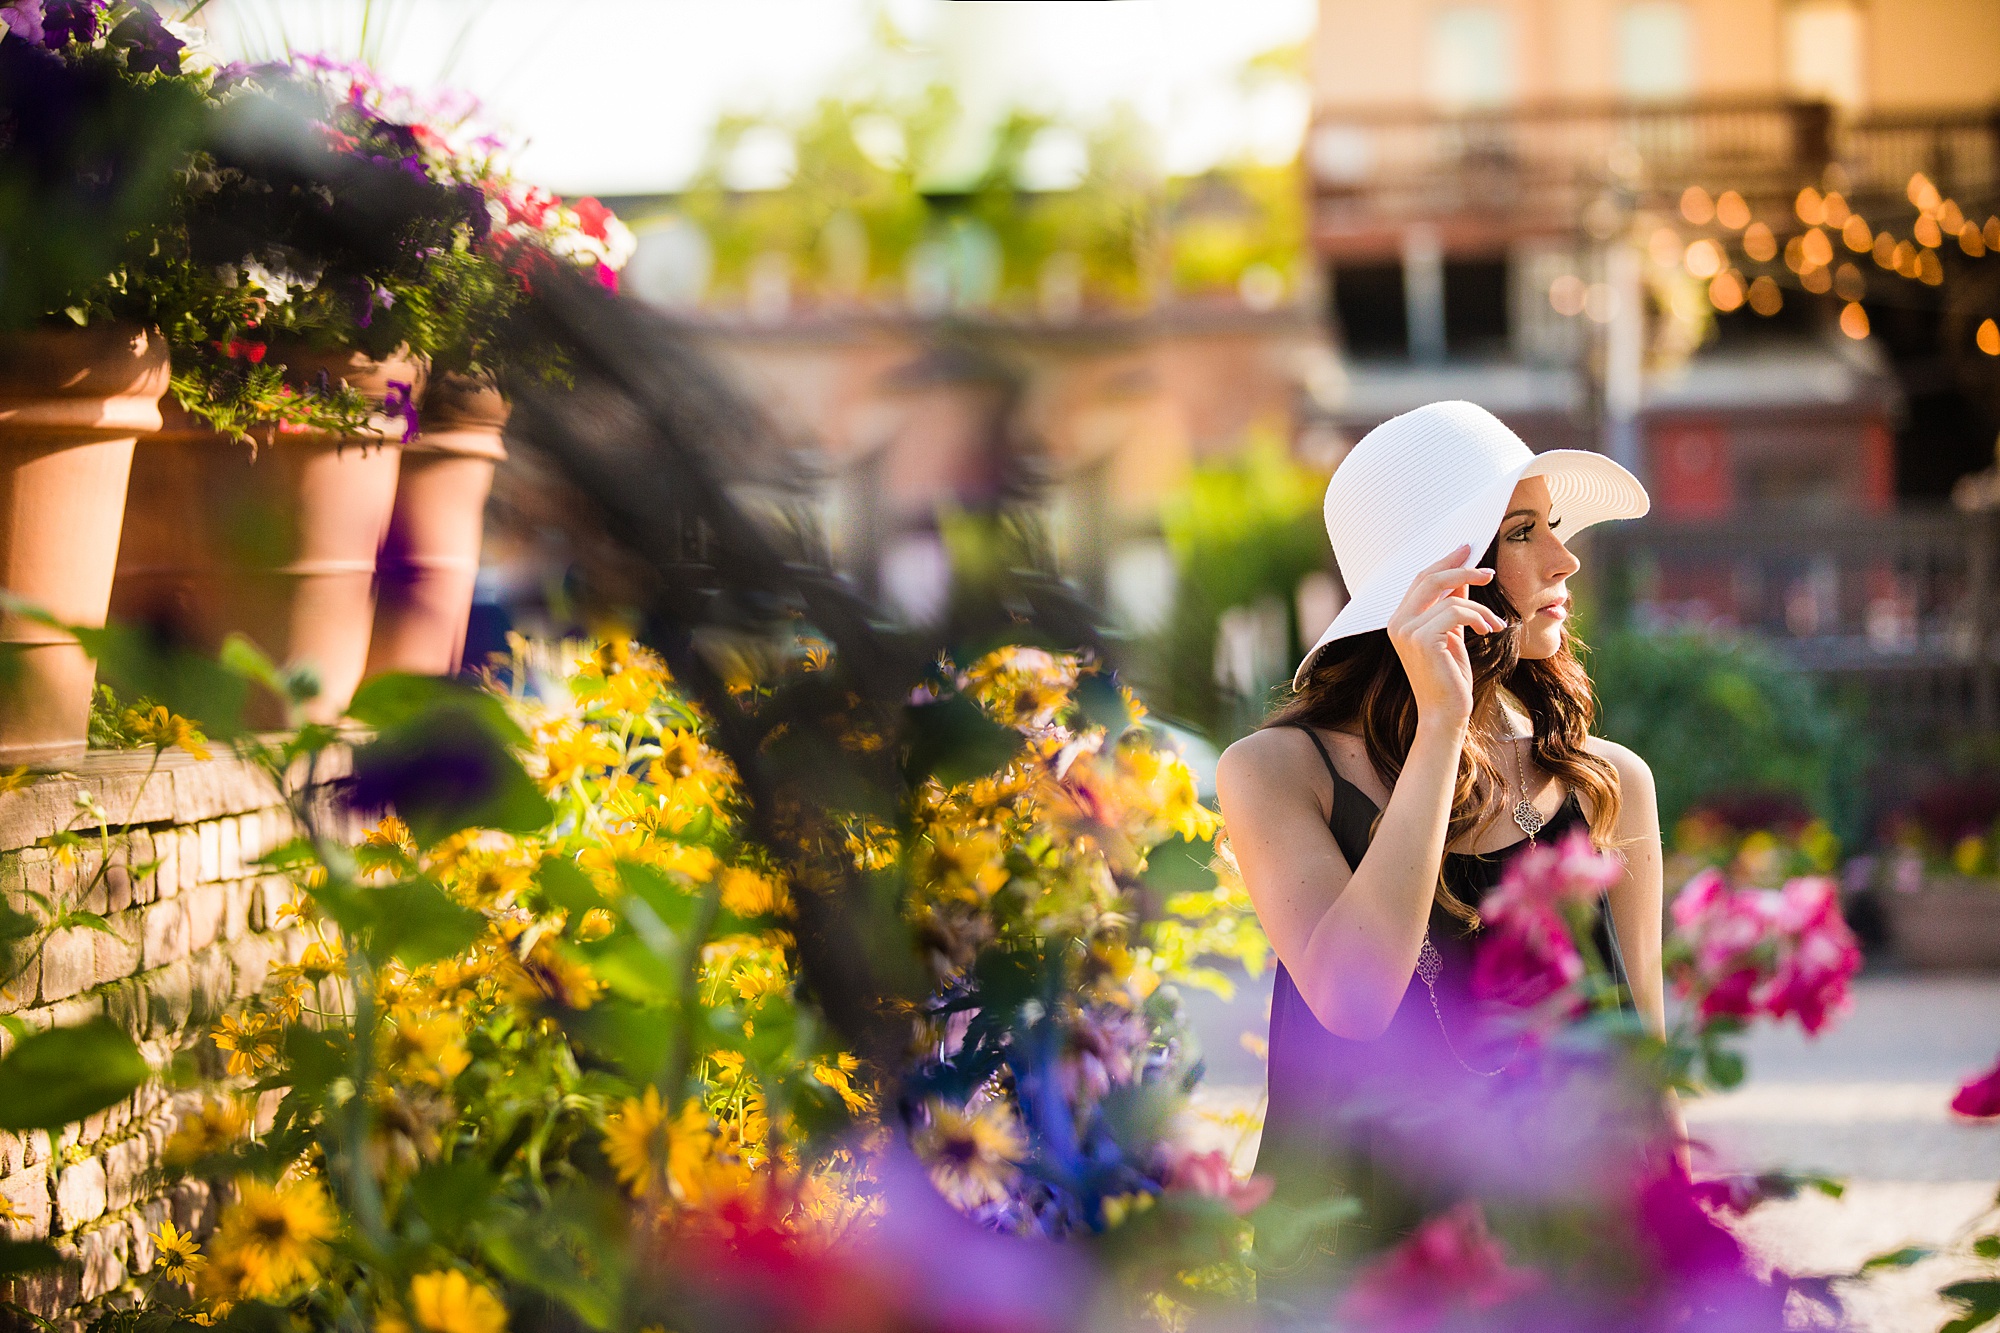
[{"left": 144, "top": 4, "right": 2000, "bottom": 1327}]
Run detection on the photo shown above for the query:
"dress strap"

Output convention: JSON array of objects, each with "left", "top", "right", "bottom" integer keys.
[{"left": 1287, "top": 722, "right": 1343, "bottom": 789}]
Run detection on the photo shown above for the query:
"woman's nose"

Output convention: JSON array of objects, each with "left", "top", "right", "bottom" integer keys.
[{"left": 1548, "top": 534, "right": 1581, "bottom": 579}]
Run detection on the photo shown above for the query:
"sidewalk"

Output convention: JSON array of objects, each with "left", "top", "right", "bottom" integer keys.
[{"left": 1179, "top": 969, "right": 2000, "bottom": 1332}]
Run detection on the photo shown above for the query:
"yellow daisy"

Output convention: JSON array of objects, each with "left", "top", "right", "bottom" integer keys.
[
  {"left": 409, "top": 1270, "right": 507, "bottom": 1333},
  {"left": 150, "top": 1219, "right": 205, "bottom": 1283},
  {"left": 910, "top": 1099, "right": 1025, "bottom": 1211}
]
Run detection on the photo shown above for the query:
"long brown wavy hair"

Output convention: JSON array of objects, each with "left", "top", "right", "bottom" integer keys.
[{"left": 1263, "top": 537, "right": 1622, "bottom": 929}]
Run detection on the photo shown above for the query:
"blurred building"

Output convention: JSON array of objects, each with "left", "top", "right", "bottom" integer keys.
[{"left": 1305, "top": 0, "right": 2000, "bottom": 514}]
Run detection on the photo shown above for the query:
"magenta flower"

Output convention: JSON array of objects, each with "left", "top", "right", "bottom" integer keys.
[
  {"left": 381, "top": 379, "right": 420, "bottom": 444},
  {"left": 1335, "top": 1200, "right": 1540, "bottom": 1332},
  {"left": 1470, "top": 828, "right": 1620, "bottom": 1017},
  {"left": 1471, "top": 910, "right": 1585, "bottom": 1013},
  {"left": 1952, "top": 1051, "right": 2000, "bottom": 1118}
]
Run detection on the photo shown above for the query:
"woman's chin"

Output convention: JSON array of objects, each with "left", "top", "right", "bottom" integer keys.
[{"left": 1517, "top": 626, "right": 1564, "bottom": 660}]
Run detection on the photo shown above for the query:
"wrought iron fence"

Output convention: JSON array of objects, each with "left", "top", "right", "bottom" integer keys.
[{"left": 1589, "top": 504, "right": 2000, "bottom": 737}]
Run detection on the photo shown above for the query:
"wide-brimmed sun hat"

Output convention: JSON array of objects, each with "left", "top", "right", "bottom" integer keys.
[{"left": 1294, "top": 400, "right": 1649, "bottom": 689}]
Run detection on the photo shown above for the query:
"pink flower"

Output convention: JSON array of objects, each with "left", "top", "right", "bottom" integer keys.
[
  {"left": 1163, "top": 1149, "right": 1274, "bottom": 1215},
  {"left": 1951, "top": 1051, "right": 2000, "bottom": 1118},
  {"left": 1669, "top": 872, "right": 1861, "bottom": 1037},
  {"left": 572, "top": 196, "right": 613, "bottom": 242},
  {"left": 1334, "top": 1200, "right": 1540, "bottom": 1332}
]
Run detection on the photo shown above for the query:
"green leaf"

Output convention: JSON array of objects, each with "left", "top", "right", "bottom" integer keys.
[
  {"left": 537, "top": 857, "right": 606, "bottom": 915},
  {"left": 1974, "top": 1235, "right": 2000, "bottom": 1260},
  {"left": 66, "top": 622, "right": 252, "bottom": 740},
  {"left": 1076, "top": 672, "right": 1132, "bottom": 736},
  {"left": 347, "top": 673, "right": 528, "bottom": 747},
  {"left": 349, "top": 705, "right": 551, "bottom": 847},
  {"left": 1943, "top": 1280, "right": 2000, "bottom": 1312},
  {"left": 1704, "top": 1046, "right": 1745, "bottom": 1090},
  {"left": 1861, "top": 1246, "right": 1936, "bottom": 1270},
  {"left": 405, "top": 1157, "right": 497, "bottom": 1242},
  {"left": 563, "top": 999, "right": 673, "bottom": 1084},
  {"left": 0, "top": 1019, "right": 149, "bottom": 1130},
  {"left": 278, "top": 1025, "right": 351, "bottom": 1098},
  {"left": 367, "top": 881, "right": 485, "bottom": 968},
  {"left": 904, "top": 695, "right": 1023, "bottom": 789}
]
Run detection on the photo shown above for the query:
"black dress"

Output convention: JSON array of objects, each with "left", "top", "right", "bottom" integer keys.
[{"left": 1252, "top": 723, "right": 1632, "bottom": 1282}]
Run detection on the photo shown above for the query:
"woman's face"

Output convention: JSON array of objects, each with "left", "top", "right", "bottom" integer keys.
[{"left": 1494, "top": 476, "right": 1580, "bottom": 661}]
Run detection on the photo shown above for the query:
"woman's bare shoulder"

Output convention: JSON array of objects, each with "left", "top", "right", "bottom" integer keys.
[{"left": 1583, "top": 735, "right": 1654, "bottom": 788}]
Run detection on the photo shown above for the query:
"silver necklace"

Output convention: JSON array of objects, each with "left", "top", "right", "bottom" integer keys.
[{"left": 1414, "top": 732, "right": 1537, "bottom": 1078}]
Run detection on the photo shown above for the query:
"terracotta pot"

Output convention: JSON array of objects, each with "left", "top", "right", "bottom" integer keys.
[
  {"left": 1883, "top": 878, "right": 2000, "bottom": 970},
  {"left": 364, "top": 373, "right": 506, "bottom": 679},
  {"left": 111, "top": 346, "right": 419, "bottom": 726},
  {"left": 0, "top": 324, "right": 168, "bottom": 766}
]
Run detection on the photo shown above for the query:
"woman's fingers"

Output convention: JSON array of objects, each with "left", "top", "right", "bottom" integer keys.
[
  {"left": 1411, "top": 597, "right": 1507, "bottom": 639},
  {"left": 1394, "top": 550, "right": 1496, "bottom": 620}
]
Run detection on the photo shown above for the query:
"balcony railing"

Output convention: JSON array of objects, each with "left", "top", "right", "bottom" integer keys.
[
  {"left": 1591, "top": 504, "right": 2000, "bottom": 736},
  {"left": 1308, "top": 97, "right": 2000, "bottom": 236}
]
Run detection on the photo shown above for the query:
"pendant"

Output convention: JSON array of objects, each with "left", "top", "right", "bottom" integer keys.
[{"left": 1512, "top": 798, "right": 1545, "bottom": 840}]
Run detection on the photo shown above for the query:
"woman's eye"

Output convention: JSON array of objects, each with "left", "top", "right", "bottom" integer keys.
[
  {"left": 1507, "top": 524, "right": 1534, "bottom": 541},
  {"left": 1549, "top": 516, "right": 1564, "bottom": 531}
]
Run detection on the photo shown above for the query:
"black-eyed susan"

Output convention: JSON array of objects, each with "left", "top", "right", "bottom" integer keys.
[
  {"left": 603, "top": 1085, "right": 667, "bottom": 1197},
  {"left": 204, "top": 1174, "right": 338, "bottom": 1300},
  {"left": 409, "top": 1269, "right": 508, "bottom": 1333},
  {"left": 210, "top": 1012, "right": 279, "bottom": 1078},
  {"left": 165, "top": 1098, "right": 250, "bottom": 1168},
  {"left": 150, "top": 1219, "right": 205, "bottom": 1283},
  {"left": 910, "top": 1098, "right": 1025, "bottom": 1211}
]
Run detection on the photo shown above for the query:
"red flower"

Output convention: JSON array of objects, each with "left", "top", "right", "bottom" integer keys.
[
  {"left": 1335, "top": 1200, "right": 1539, "bottom": 1332},
  {"left": 1952, "top": 1051, "right": 2000, "bottom": 1118},
  {"left": 572, "top": 195, "right": 613, "bottom": 241}
]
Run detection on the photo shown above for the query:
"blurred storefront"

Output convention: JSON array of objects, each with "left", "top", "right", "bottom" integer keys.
[{"left": 1303, "top": 0, "right": 2000, "bottom": 741}]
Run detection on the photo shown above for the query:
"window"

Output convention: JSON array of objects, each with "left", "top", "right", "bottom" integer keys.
[
  {"left": 1785, "top": 1, "right": 1864, "bottom": 108},
  {"left": 1444, "top": 257, "right": 1510, "bottom": 356},
  {"left": 1619, "top": 2, "right": 1693, "bottom": 99},
  {"left": 1428, "top": 6, "right": 1516, "bottom": 109},
  {"left": 1329, "top": 262, "right": 1409, "bottom": 359}
]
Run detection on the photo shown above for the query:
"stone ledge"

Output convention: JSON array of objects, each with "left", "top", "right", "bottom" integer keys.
[{"left": 0, "top": 743, "right": 353, "bottom": 855}]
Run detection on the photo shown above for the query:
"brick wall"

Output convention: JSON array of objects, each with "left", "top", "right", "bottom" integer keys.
[{"left": 0, "top": 749, "right": 345, "bottom": 1328}]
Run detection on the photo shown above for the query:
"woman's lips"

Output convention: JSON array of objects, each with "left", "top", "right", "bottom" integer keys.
[{"left": 1535, "top": 597, "right": 1569, "bottom": 620}]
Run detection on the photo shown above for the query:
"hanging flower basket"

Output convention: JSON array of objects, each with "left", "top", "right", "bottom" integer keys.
[
  {"left": 365, "top": 372, "right": 509, "bottom": 679},
  {"left": 0, "top": 324, "right": 169, "bottom": 765}
]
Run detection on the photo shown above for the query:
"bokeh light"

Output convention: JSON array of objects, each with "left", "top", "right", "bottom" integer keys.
[
  {"left": 1548, "top": 273, "right": 1587, "bottom": 317},
  {"left": 1715, "top": 190, "right": 1751, "bottom": 230},
  {"left": 1684, "top": 238, "right": 1725, "bottom": 279},
  {"left": 1840, "top": 301, "right": 1870, "bottom": 338},
  {"left": 1979, "top": 318, "right": 2000, "bottom": 356},
  {"left": 1743, "top": 222, "right": 1778, "bottom": 263},
  {"left": 1747, "top": 274, "right": 1783, "bottom": 316},
  {"left": 1708, "top": 269, "right": 1745, "bottom": 312},
  {"left": 1680, "top": 186, "right": 1715, "bottom": 225},
  {"left": 1795, "top": 186, "right": 1824, "bottom": 225}
]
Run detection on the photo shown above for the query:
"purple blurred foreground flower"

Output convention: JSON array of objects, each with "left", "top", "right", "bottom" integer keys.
[
  {"left": 1952, "top": 1050, "right": 2000, "bottom": 1118},
  {"left": 1669, "top": 870, "right": 1861, "bottom": 1035},
  {"left": 1, "top": 0, "right": 44, "bottom": 44}
]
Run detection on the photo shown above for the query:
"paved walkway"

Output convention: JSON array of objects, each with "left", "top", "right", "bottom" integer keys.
[{"left": 1179, "top": 970, "right": 2000, "bottom": 1332}]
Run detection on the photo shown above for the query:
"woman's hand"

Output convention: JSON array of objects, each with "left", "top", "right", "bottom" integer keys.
[{"left": 1385, "top": 545, "right": 1506, "bottom": 733}]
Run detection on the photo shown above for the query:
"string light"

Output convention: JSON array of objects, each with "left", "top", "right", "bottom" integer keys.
[
  {"left": 1744, "top": 221, "right": 1778, "bottom": 262},
  {"left": 1842, "top": 215, "right": 1873, "bottom": 252},
  {"left": 1939, "top": 199, "right": 1966, "bottom": 233},
  {"left": 1715, "top": 190, "right": 1751, "bottom": 230},
  {"left": 1918, "top": 249, "right": 1944, "bottom": 285},
  {"left": 1747, "top": 275, "right": 1783, "bottom": 316},
  {"left": 1965, "top": 224, "right": 1991, "bottom": 258},
  {"left": 1648, "top": 227, "right": 1685, "bottom": 268},
  {"left": 1548, "top": 274, "right": 1587, "bottom": 317},
  {"left": 1802, "top": 228, "right": 1834, "bottom": 267},
  {"left": 1821, "top": 191, "right": 1850, "bottom": 227},
  {"left": 1839, "top": 302, "right": 1870, "bottom": 339},
  {"left": 1709, "top": 269, "right": 1746, "bottom": 311},
  {"left": 1795, "top": 186, "right": 1825, "bottom": 225},
  {"left": 1833, "top": 263, "right": 1866, "bottom": 302},
  {"left": 1987, "top": 218, "right": 2000, "bottom": 250},
  {"left": 1681, "top": 186, "right": 1715, "bottom": 225},
  {"left": 1908, "top": 172, "right": 1942, "bottom": 211},
  {"left": 1802, "top": 265, "right": 1833, "bottom": 294},
  {"left": 1874, "top": 232, "right": 1898, "bottom": 268},
  {"left": 1915, "top": 214, "right": 1943, "bottom": 248},
  {"left": 1685, "top": 238, "right": 1725, "bottom": 278},
  {"left": 1979, "top": 319, "right": 2000, "bottom": 356}
]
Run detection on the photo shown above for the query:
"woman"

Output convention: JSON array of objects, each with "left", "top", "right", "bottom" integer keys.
[{"left": 1214, "top": 401, "right": 1675, "bottom": 1277}]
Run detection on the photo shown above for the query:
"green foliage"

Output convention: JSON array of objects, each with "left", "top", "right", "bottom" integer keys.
[
  {"left": 1148, "top": 436, "right": 1330, "bottom": 738},
  {"left": 0, "top": 1019, "right": 150, "bottom": 1130},
  {"left": 1586, "top": 628, "right": 1869, "bottom": 846}
]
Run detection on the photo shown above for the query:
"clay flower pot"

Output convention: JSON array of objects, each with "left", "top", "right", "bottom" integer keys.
[
  {"left": 0, "top": 324, "right": 168, "bottom": 766},
  {"left": 112, "top": 345, "right": 419, "bottom": 727},
  {"left": 365, "top": 372, "right": 506, "bottom": 679}
]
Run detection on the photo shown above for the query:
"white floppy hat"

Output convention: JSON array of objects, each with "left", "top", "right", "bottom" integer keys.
[{"left": 1294, "top": 401, "right": 1649, "bottom": 689}]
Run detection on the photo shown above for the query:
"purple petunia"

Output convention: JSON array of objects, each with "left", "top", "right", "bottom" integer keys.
[
  {"left": 381, "top": 379, "right": 419, "bottom": 444},
  {"left": 39, "top": 0, "right": 105, "bottom": 47},
  {"left": 108, "top": 2, "right": 183, "bottom": 74},
  {"left": 1, "top": 0, "right": 46, "bottom": 46}
]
